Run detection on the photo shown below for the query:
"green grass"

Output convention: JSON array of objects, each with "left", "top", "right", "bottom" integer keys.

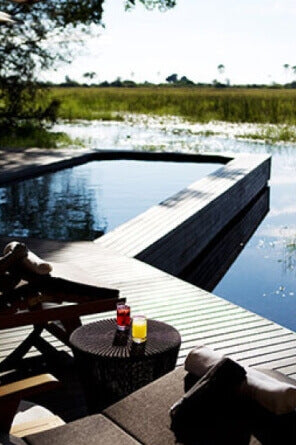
[
  {"left": 238, "top": 125, "right": 296, "bottom": 144},
  {"left": 51, "top": 87, "right": 296, "bottom": 124},
  {"left": 0, "top": 125, "right": 82, "bottom": 149},
  {"left": 4, "top": 87, "right": 296, "bottom": 148}
]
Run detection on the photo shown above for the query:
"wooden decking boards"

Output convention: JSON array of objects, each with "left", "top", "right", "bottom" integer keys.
[
  {"left": 1, "top": 239, "right": 296, "bottom": 380},
  {"left": 1, "top": 149, "right": 295, "bottom": 388}
]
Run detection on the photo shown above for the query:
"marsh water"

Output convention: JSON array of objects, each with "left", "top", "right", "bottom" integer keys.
[{"left": 2, "top": 117, "right": 296, "bottom": 331}]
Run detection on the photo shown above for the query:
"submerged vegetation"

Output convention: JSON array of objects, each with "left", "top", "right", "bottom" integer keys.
[
  {"left": 237, "top": 125, "right": 296, "bottom": 144},
  {"left": 52, "top": 87, "right": 296, "bottom": 126}
]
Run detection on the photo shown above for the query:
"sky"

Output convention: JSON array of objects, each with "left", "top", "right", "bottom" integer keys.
[{"left": 44, "top": 0, "right": 296, "bottom": 85}]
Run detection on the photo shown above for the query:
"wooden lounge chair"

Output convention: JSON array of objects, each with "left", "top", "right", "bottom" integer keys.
[{"left": 0, "top": 262, "right": 123, "bottom": 374}]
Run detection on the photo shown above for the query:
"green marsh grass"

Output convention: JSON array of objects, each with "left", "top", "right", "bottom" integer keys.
[
  {"left": 51, "top": 87, "right": 296, "bottom": 124},
  {"left": 238, "top": 125, "right": 296, "bottom": 144}
]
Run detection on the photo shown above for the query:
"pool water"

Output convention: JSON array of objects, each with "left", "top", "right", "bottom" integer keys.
[{"left": 0, "top": 159, "right": 217, "bottom": 241}]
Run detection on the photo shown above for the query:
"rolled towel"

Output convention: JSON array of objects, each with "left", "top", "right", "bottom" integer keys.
[
  {"left": 4, "top": 242, "right": 53, "bottom": 275},
  {"left": 185, "top": 345, "right": 296, "bottom": 415}
]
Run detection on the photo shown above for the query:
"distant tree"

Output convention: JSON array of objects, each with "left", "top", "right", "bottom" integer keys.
[
  {"left": 110, "top": 77, "right": 123, "bottom": 87},
  {"left": 166, "top": 73, "right": 178, "bottom": 83},
  {"left": 122, "top": 79, "right": 136, "bottom": 87},
  {"left": 283, "top": 64, "right": 290, "bottom": 84},
  {"left": 62, "top": 76, "right": 80, "bottom": 87},
  {"left": 212, "top": 79, "right": 226, "bottom": 89},
  {"left": 292, "top": 66, "right": 296, "bottom": 77},
  {"left": 83, "top": 72, "right": 97, "bottom": 80},
  {"left": 179, "top": 75, "right": 194, "bottom": 85},
  {"left": 217, "top": 64, "right": 225, "bottom": 75}
]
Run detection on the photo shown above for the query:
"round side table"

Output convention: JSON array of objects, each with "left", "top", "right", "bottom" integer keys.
[{"left": 70, "top": 318, "right": 181, "bottom": 412}]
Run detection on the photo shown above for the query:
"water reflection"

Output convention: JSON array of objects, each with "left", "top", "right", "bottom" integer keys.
[
  {"left": 0, "top": 169, "right": 105, "bottom": 241},
  {"left": 282, "top": 235, "right": 296, "bottom": 276},
  {"left": 179, "top": 187, "right": 270, "bottom": 291}
]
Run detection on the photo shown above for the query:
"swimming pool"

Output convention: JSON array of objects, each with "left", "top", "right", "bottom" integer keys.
[{"left": 0, "top": 159, "right": 218, "bottom": 241}]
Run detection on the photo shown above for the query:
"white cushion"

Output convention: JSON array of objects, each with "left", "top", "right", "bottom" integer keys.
[{"left": 185, "top": 345, "right": 296, "bottom": 415}]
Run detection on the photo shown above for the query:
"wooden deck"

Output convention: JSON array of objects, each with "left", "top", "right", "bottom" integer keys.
[
  {"left": 1, "top": 148, "right": 295, "bottom": 390},
  {"left": 1, "top": 238, "right": 296, "bottom": 380}
]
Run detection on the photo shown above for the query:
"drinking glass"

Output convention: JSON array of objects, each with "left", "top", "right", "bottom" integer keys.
[
  {"left": 132, "top": 315, "right": 147, "bottom": 343},
  {"left": 116, "top": 303, "right": 131, "bottom": 331}
]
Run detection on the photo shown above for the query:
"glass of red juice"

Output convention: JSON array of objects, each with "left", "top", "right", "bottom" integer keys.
[{"left": 116, "top": 303, "right": 131, "bottom": 331}]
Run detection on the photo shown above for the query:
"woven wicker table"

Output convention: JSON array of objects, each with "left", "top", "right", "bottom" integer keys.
[{"left": 70, "top": 318, "right": 181, "bottom": 412}]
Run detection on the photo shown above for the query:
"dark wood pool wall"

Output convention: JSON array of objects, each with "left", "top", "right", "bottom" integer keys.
[
  {"left": 95, "top": 153, "right": 271, "bottom": 277},
  {"left": 180, "top": 186, "right": 270, "bottom": 291}
]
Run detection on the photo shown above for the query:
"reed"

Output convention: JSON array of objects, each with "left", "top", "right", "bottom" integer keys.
[{"left": 51, "top": 87, "right": 296, "bottom": 124}]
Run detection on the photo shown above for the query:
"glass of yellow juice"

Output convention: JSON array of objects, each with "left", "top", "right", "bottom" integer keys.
[{"left": 132, "top": 315, "right": 147, "bottom": 343}]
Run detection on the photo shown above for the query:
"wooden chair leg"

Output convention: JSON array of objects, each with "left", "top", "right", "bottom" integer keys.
[
  {"left": 45, "top": 317, "right": 81, "bottom": 346},
  {"left": 61, "top": 317, "right": 82, "bottom": 336},
  {"left": 0, "top": 397, "right": 19, "bottom": 433},
  {"left": 0, "top": 326, "right": 43, "bottom": 372}
]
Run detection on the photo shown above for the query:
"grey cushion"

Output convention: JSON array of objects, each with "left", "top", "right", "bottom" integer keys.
[
  {"left": 104, "top": 367, "right": 187, "bottom": 445},
  {"left": 104, "top": 366, "right": 296, "bottom": 445},
  {"left": 25, "top": 414, "right": 140, "bottom": 445},
  {"left": 104, "top": 366, "right": 256, "bottom": 445}
]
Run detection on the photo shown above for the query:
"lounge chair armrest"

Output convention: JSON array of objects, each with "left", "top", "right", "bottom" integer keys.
[
  {"left": 0, "top": 374, "right": 60, "bottom": 433},
  {"left": 0, "top": 374, "right": 59, "bottom": 400}
]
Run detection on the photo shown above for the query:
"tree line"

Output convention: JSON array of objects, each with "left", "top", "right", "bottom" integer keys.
[{"left": 52, "top": 72, "right": 296, "bottom": 90}]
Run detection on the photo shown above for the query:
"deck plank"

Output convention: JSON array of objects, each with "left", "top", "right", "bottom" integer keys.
[{"left": 1, "top": 237, "right": 296, "bottom": 378}]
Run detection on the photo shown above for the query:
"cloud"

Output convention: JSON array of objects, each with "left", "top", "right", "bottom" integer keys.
[
  {"left": 269, "top": 205, "right": 296, "bottom": 217},
  {"left": 272, "top": 0, "right": 296, "bottom": 15},
  {"left": 270, "top": 175, "right": 296, "bottom": 185}
]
